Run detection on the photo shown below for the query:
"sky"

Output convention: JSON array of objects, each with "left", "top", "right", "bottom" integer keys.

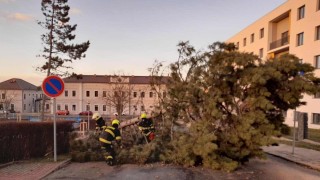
[{"left": 0, "top": 0, "right": 286, "bottom": 86}]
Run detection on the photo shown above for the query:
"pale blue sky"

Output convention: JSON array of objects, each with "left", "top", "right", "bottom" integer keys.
[{"left": 0, "top": 0, "right": 286, "bottom": 85}]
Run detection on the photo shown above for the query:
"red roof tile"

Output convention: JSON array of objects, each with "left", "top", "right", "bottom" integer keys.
[
  {"left": 0, "top": 78, "right": 38, "bottom": 90},
  {"left": 63, "top": 75, "right": 169, "bottom": 84}
]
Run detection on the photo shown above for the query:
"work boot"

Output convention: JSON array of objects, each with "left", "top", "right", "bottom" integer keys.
[{"left": 106, "top": 159, "right": 114, "bottom": 166}]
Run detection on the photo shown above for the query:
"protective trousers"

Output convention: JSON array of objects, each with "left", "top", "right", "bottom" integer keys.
[{"left": 100, "top": 142, "right": 115, "bottom": 165}]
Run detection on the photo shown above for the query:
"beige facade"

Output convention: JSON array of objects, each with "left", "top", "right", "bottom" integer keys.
[
  {"left": 54, "top": 75, "right": 167, "bottom": 117},
  {"left": 227, "top": 0, "right": 320, "bottom": 128},
  {"left": 0, "top": 78, "right": 42, "bottom": 113}
]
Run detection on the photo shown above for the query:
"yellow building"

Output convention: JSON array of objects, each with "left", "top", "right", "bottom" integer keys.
[{"left": 227, "top": 0, "right": 320, "bottom": 128}]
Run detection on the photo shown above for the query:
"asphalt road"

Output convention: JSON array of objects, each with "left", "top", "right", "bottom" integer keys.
[{"left": 44, "top": 155, "right": 320, "bottom": 180}]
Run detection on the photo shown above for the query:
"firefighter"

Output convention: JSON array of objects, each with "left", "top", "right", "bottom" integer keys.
[
  {"left": 92, "top": 113, "right": 106, "bottom": 134},
  {"left": 99, "top": 119, "right": 122, "bottom": 166},
  {"left": 138, "top": 113, "right": 155, "bottom": 142}
]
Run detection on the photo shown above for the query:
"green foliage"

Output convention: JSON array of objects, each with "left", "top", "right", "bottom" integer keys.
[
  {"left": 150, "top": 41, "right": 320, "bottom": 171},
  {"left": 38, "top": 0, "right": 90, "bottom": 76},
  {"left": 280, "top": 124, "right": 291, "bottom": 135},
  {"left": 117, "top": 139, "right": 163, "bottom": 164},
  {"left": 69, "top": 133, "right": 103, "bottom": 162}
]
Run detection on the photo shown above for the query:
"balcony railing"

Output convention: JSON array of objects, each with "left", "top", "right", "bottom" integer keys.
[{"left": 269, "top": 36, "right": 290, "bottom": 50}]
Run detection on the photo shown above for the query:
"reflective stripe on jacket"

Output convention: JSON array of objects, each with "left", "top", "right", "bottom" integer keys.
[{"left": 99, "top": 126, "right": 121, "bottom": 144}]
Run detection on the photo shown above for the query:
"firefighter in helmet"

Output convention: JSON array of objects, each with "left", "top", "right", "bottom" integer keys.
[
  {"left": 138, "top": 112, "right": 155, "bottom": 142},
  {"left": 99, "top": 118, "right": 122, "bottom": 166},
  {"left": 92, "top": 113, "right": 106, "bottom": 133}
]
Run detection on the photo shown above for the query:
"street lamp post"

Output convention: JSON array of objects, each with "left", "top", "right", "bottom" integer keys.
[{"left": 292, "top": 109, "right": 297, "bottom": 154}]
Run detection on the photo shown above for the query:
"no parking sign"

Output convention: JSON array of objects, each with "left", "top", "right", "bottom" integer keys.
[{"left": 41, "top": 75, "right": 65, "bottom": 97}]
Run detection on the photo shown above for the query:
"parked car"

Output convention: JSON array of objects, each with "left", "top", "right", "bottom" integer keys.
[
  {"left": 79, "top": 111, "right": 93, "bottom": 116},
  {"left": 56, "top": 110, "right": 69, "bottom": 115}
]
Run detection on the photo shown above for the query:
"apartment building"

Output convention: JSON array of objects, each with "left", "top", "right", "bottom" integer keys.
[
  {"left": 227, "top": 0, "right": 320, "bottom": 128},
  {"left": 55, "top": 75, "right": 167, "bottom": 116},
  {"left": 0, "top": 78, "right": 42, "bottom": 113}
]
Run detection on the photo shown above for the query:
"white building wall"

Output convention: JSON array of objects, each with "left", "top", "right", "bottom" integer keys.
[{"left": 55, "top": 82, "right": 166, "bottom": 117}]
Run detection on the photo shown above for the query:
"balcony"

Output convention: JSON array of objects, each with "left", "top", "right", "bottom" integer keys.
[{"left": 269, "top": 36, "right": 290, "bottom": 50}]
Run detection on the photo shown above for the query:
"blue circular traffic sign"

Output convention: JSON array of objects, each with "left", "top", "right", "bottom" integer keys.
[{"left": 42, "top": 76, "right": 65, "bottom": 98}]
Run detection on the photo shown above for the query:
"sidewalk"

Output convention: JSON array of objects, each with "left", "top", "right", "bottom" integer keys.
[
  {"left": 0, "top": 159, "right": 70, "bottom": 180},
  {"left": 263, "top": 143, "right": 320, "bottom": 171}
]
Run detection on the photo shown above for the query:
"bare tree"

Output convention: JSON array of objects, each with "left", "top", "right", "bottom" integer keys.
[
  {"left": 103, "top": 76, "right": 134, "bottom": 118},
  {"left": 0, "top": 90, "right": 16, "bottom": 118}
]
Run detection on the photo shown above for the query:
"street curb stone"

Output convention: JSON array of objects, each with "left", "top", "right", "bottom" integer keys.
[{"left": 40, "top": 159, "right": 71, "bottom": 179}]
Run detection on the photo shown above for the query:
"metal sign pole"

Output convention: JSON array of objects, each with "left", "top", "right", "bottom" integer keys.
[
  {"left": 292, "top": 109, "right": 296, "bottom": 155},
  {"left": 53, "top": 98, "right": 57, "bottom": 162},
  {"left": 41, "top": 75, "right": 64, "bottom": 163}
]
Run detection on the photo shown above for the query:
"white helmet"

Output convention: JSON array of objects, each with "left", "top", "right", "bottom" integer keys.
[{"left": 92, "top": 113, "right": 101, "bottom": 121}]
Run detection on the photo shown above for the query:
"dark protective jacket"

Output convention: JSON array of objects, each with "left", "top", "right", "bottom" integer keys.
[
  {"left": 138, "top": 118, "right": 155, "bottom": 136},
  {"left": 99, "top": 126, "right": 121, "bottom": 144},
  {"left": 95, "top": 117, "right": 106, "bottom": 131}
]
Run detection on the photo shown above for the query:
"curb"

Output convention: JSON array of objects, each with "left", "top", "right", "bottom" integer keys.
[
  {"left": 0, "top": 160, "right": 24, "bottom": 169},
  {"left": 265, "top": 152, "right": 320, "bottom": 172},
  {"left": 40, "top": 158, "right": 72, "bottom": 179}
]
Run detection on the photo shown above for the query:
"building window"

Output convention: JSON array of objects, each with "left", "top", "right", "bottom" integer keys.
[
  {"left": 1, "top": 93, "right": 4, "bottom": 99},
  {"left": 72, "top": 90, "right": 76, "bottom": 97},
  {"left": 259, "top": 48, "right": 263, "bottom": 58},
  {"left": 298, "top": 5, "right": 305, "bottom": 20},
  {"left": 149, "top": 92, "right": 153, "bottom": 98},
  {"left": 312, "top": 113, "right": 320, "bottom": 124},
  {"left": 316, "top": 25, "right": 320, "bottom": 40},
  {"left": 95, "top": 105, "right": 98, "bottom": 111},
  {"left": 65, "top": 105, "right": 68, "bottom": 110},
  {"left": 243, "top": 38, "right": 246, "bottom": 46},
  {"left": 299, "top": 59, "right": 303, "bottom": 64},
  {"left": 46, "top": 104, "right": 49, "bottom": 110},
  {"left": 95, "top": 91, "right": 98, "bottom": 97},
  {"left": 23, "top": 104, "right": 26, "bottom": 110},
  {"left": 24, "top": 94, "right": 26, "bottom": 99},
  {"left": 86, "top": 91, "right": 90, "bottom": 97},
  {"left": 141, "top": 92, "right": 145, "bottom": 98},
  {"left": 281, "top": 31, "right": 289, "bottom": 45},
  {"left": 65, "top": 90, "right": 68, "bottom": 97},
  {"left": 163, "top": 91, "right": 167, "bottom": 98},
  {"left": 297, "top": 32, "right": 304, "bottom": 46},
  {"left": 103, "top": 105, "right": 106, "bottom": 111},
  {"left": 72, "top": 105, "right": 76, "bottom": 111},
  {"left": 86, "top": 105, "right": 90, "bottom": 111},
  {"left": 133, "top": 92, "right": 137, "bottom": 98},
  {"left": 260, "top": 28, "right": 264, "bottom": 38},
  {"left": 57, "top": 104, "right": 61, "bottom": 111},
  {"left": 250, "top": 33, "right": 254, "bottom": 43},
  {"left": 10, "top": 104, "right": 14, "bottom": 111},
  {"left": 141, "top": 106, "right": 145, "bottom": 111},
  {"left": 103, "top": 91, "right": 107, "bottom": 97},
  {"left": 315, "top": 55, "right": 320, "bottom": 68}
]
